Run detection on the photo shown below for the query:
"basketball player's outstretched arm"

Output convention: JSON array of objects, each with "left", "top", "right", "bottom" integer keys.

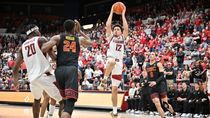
[
  {"left": 106, "top": 5, "right": 114, "bottom": 37},
  {"left": 12, "top": 47, "right": 24, "bottom": 90},
  {"left": 39, "top": 37, "right": 56, "bottom": 60},
  {"left": 121, "top": 4, "right": 128, "bottom": 38},
  {"left": 74, "top": 20, "right": 92, "bottom": 47},
  {"left": 41, "top": 35, "right": 60, "bottom": 53}
]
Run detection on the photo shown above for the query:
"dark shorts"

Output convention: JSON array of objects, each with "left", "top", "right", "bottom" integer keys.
[
  {"left": 54, "top": 66, "right": 78, "bottom": 100},
  {"left": 149, "top": 81, "right": 167, "bottom": 99}
]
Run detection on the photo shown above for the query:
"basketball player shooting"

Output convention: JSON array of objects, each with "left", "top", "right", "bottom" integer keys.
[{"left": 99, "top": 2, "right": 128, "bottom": 116}]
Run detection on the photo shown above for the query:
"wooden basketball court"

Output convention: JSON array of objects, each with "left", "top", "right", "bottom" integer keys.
[{"left": 0, "top": 104, "right": 162, "bottom": 118}]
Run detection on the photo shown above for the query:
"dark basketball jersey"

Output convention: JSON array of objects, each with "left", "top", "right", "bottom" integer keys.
[
  {"left": 56, "top": 33, "right": 80, "bottom": 67},
  {"left": 145, "top": 62, "right": 160, "bottom": 81}
]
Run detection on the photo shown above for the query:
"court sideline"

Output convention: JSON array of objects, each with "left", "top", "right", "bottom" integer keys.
[{"left": 0, "top": 104, "right": 163, "bottom": 118}]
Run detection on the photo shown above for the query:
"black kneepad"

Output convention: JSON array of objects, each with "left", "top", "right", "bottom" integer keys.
[{"left": 64, "top": 99, "right": 76, "bottom": 115}]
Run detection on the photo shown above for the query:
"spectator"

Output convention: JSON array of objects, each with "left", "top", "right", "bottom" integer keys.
[
  {"left": 164, "top": 62, "right": 175, "bottom": 90},
  {"left": 176, "top": 82, "right": 191, "bottom": 115},
  {"left": 84, "top": 64, "right": 94, "bottom": 83},
  {"left": 82, "top": 77, "right": 92, "bottom": 90},
  {"left": 176, "top": 47, "right": 185, "bottom": 68},
  {"left": 126, "top": 83, "right": 136, "bottom": 113}
]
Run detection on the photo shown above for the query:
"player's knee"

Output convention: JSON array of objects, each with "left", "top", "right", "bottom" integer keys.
[
  {"left": 34, "top": 98, "right": 41, "bottom": 104},
  {"left": 152, "top": 98, "right": 161, "bottom": 106},
  {"left": 154, "top": 101, "right": 161, "bottom": 108},
  {"left": 112, "top": 86, "right": 118, "bottom": 91},
  {"left": 162, "top": 101, "right": 170, "bottom": 109},
  {"left": 64, "top": 99, "right": 76, "bottom": 115},
  {"left": 50, "top": 98, "right": 56, "bottom": 105},
  {"left": 107, "top": 59, "right": 116, "bottom": 66},
  {"left": 44, "top": 95, "right": 50, "bottom": 100}
]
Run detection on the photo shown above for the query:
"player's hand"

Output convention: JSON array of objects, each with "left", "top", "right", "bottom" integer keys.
[
  {"left": 122, "top": 4, "right": 126, "bottom": 16},
  {"left": 74, "top": 19, "right": 81, "bottom": 33},
  {"left": 111, "top": 4, "right": 114, "bottom": 13},
  {"left": 149, "top": 81, "right": 156, "bottom": 87}
]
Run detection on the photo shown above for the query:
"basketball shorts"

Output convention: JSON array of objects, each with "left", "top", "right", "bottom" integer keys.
[
  {"left": 55, "top": 66, "right": 78, "bottom": 100},
  {"left": 149, "top": 81, "right": 167, "bottom": 99},
  {"left": 106, "top": 57, "right": 123, "bottom": 87},
  {"left": 30, "top": 74, "right": 62, "bottom": 102}
]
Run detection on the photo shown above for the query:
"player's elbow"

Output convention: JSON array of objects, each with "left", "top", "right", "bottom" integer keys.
[
  {"left": 41, "top": 46, "right": 48, "bottom": 53},
  {"left": 86, "top": 41, "right": 92, "bottom": 47},
  {"left": 107, "top": 58, "right": 116, "bottom": 66},
  {"left": 12, "top": 67, "right": 18, "bottom": 75}
]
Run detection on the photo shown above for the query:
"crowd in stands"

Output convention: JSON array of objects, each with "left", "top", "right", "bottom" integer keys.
[{"left": 0, "top": 1, "right": 210, "bottom": 116}]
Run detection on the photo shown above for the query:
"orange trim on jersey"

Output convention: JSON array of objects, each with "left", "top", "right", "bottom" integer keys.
[{"left": 112, "top": 75, "right": 122, "bottom": 81}]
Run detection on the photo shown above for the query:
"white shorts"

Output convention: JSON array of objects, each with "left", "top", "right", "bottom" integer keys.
[
  {"left": 30, "top": 74, "right": 62, "bottom": 102},
  {"left": 106, "top": 57, "right": 123, "bottom": 87},
  {"left": 111, "top": 78, "right": 122, "bottom": 87}
]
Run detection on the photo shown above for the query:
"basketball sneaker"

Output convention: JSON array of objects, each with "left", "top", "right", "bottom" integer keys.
[{"left": 110, "top": 111, "right": 118, "bottom": 117}]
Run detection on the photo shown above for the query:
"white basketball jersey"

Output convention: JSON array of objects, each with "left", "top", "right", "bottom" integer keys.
[
  {"left": 207, "top": 70, "right": 210, "bottom": 94},
  {"left": 107, "top": 35, "right": 124, "bottom": 60},
  {"left": 22, "top": 36, "right": 52, "bottom": 82}
]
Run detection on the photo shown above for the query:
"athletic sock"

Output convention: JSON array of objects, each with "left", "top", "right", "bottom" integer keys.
[
  {"left": 113, "top": 107, "right": 117, "bottom": 114},
  {"left": 48, "top": 104, "right": 55, "bottom": 116}
]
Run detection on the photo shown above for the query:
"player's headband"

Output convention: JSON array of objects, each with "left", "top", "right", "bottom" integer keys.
[{"left": 26, "top": 26, "right": 39, "bottom": 35}]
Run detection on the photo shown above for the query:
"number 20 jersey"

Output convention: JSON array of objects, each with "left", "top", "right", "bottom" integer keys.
[
  {"left": 107, "top": 35, "right": 124, "bottom": 60},
  {"left": 22, "top": 36, "right": 52, "bottom": 82}
]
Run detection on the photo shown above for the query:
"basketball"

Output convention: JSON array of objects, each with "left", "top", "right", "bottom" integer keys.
[{"left": 113, "top": 2, "right": 125, "bottom": 15}]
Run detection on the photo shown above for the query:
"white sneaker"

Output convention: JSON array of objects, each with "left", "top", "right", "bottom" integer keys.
[
  {"left": 204, "top": 114, "right": 209, "bottom": 117},
  {"left": 130, "top": 109, "right": 135, "bottom": 113},
  {"left": 110, "top": 111, "right": 118, "bottom": 117},
  {"left": 139, "top": 111, "right": 144, "bottom": 114},
  {"left": 176, "top": 112, "right": 181, "bottom": 116},
  {"left": 181, "top": 113, "right": 187, "bottom": 117},
  {"left": 154, "top": 111, "right": 159, "bottom": 116},
  {"left": 186, "top": 113, "right": 192, "bottom": 117},
  {"left": 165, "top": 111, "right": 170, "bottom": 116},
  {"left": 194, "top": 114, "right": 199, "bottom": 117},
  {"left": 134, "top": 110, "right": 140, "bottom": 114},
  {"left": 126, "top": 109, "right": 130, "bottom": 113},
  {"left": 149, "top": 112, "right": 154, "bottom": 116}
]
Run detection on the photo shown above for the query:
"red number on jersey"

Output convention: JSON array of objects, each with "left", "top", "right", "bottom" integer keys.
[
  {"left": 25, "top": 43, "right": 36, "bottom": 57},
  {"left": 116, "top": 44, "right": 122, "bottom": 51}
]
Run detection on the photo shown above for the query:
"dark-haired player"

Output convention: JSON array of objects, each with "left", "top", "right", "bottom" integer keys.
[
  {"left": 13, "top": 24, "right": 63, "bottom": 118},
  {"left": 41, "top": 19, "right": 92, "bottom": 118}
]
